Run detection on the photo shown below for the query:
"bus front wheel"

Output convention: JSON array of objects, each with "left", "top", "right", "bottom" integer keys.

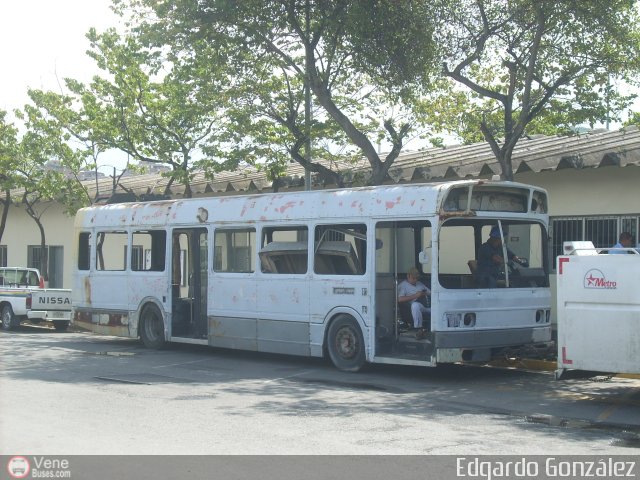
[
  {"left": 140, "top": 304, "right": 166, "bottom": 349},
  {"left": 327, "top": 314, "right": 366, "bottom": 372}
]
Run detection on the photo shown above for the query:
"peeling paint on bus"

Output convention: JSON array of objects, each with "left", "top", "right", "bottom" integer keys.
[{"left": 83, "top": 277, "right": 92, "bottom": 305}]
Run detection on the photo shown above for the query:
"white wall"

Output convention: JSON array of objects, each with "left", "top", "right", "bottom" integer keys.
[
  {"left": 2, "top": 202, "right": 76, "bottom": 287},
  {"left": 516, "top": 166, "right": 640, "bottom": 216}
]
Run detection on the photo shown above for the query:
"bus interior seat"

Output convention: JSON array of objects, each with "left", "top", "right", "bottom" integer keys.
[
  {"left": 315, "top": 241, "right": 361, "bottom": 275},
  {"left": 259, "top": 241, "right": 308, "bottom": 274},
  {"left": 318, "top": 254, "right": 355, "bottom": 275},
  {"left": 461, "top": 276, "right": 476, "bottom": 289},
  {"left": 467, "top": 259, "right": 478, "bottom": 274},
  {"left": 463, "top": 260, "right": 479, "bottom": 288},
  {"left": 314, "top": 255, "right": 334, "bottom": 274}
]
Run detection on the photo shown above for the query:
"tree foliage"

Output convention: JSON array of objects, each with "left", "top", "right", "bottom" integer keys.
[
  {"left": 438, "top": 0, "right": 640, "bottom": 179},
  {"left": 13, "top": 104, "right": 89, "bottom": 281},
  {"left": 118, "top": 0, "right": 441, "bottom": 185},
  {"left": 63, "top": 28, "right": 236, "bottom": 198},
  {"left": 625, "top": 111, "right": 640, "bottom": 128},
  {"left": 0, "top": 111, "right": 20, "bottom": 244},
  {"left": 24, "top": 86, "right": 127, "bottom": 208}
]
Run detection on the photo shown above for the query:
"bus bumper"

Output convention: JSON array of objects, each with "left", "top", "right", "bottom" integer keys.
[{"left": 435, "top": 326, "right": 551, "bottom": 363}]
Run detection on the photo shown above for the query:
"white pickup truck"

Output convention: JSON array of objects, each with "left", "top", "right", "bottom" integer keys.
[
  {"left": 556, "top": 241, "right": 640, "bottom": 378},
  {"left": 0, "top": 267, "right": 72, "bottom": 332}
]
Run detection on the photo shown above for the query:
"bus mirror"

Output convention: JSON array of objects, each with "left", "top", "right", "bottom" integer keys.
[{"left": 419, "top": 250, "right": 430, "bottom": 265}]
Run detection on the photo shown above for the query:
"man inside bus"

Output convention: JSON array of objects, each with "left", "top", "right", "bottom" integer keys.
[
  {"left": 609, "top": 231, "right": 634, "bottom": 254},
  {"left": 397, "top": 267, "right": 431, "bottom": 340},
  {"left": 476, "top": 226, "right": 524, "bottom": 288}
]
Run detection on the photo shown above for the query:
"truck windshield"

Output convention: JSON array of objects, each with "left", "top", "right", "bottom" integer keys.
[{"left": 0, "top": 269, "right": 40, "bottom": 287}]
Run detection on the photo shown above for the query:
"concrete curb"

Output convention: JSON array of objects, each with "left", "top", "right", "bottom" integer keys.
[{"left": 488, "top": 357, "right": 640, "bottom": 379}]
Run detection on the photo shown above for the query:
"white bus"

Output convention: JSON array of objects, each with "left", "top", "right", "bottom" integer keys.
[{"left": 72, "top": 180, "right": 551, "bottom": 371}]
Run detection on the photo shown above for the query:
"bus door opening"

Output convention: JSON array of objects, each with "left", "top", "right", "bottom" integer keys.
[
  {"left": 171, "top": 228, "right": 208, "bottom": 339},
  {"left": 374, "top": 220, "right": 433, "bottom": 358}
]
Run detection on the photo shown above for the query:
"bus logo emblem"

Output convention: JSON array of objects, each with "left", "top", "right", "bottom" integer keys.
[{"left": 584, "top": 269, "right": 617, "bottom": 289}]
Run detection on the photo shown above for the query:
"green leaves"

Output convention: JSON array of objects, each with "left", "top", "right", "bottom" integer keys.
[
  {"left": 0, "top": 111, "right": 19, "bottom": 186},
  {"left": 439, "top": 0, "right": 640, "bottom": 179},
  {"left": 71, "top": 28, "right": 236, "bottom": 197},
  {"left": 0, "top": 111, "right": 20, "bottom": 243},
  {"left": 124, "top": 0, "right": 443, "bottom": 185}
]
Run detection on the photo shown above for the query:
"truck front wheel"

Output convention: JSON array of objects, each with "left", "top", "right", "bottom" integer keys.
[{"left": 1, "top": 305, "right": 16, "bottom": 331}]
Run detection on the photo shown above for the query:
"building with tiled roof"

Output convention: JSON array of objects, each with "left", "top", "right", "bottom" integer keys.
[{"left": 2, "top": 126, "right": 639, "bottom": 305}]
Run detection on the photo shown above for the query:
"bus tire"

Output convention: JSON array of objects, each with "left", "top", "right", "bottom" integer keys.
[
  {"left": 140, "top": 304, "right": 166, "bottom": 349},
  {"left": 1, "top": 305, "right": 16, "bottom": 331},
  {"left": 326, "top": 314, "right": 366, "bottom": 372},
  {"left": 53, "top": 320, "right": 70, "bottom": 332}
]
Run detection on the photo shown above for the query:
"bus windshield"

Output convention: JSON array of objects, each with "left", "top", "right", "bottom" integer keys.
[
  {"left": 438, "top": 219, "right": 549, "bottom": 289},
  {"left": 443, "top": 185, "right": 548, "bottom": 214}
]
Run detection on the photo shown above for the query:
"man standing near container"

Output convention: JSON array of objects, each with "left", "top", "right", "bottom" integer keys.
[{"left": 610, "top": 232, "right": 634, "bottom": 254}]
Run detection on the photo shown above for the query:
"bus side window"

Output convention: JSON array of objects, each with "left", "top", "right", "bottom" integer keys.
[
  {"left": 214, "top": 228, "right": 256, "bottom": 273},
  {"left": 132, "top": 230, "right": 166, "bottom": 271},
  {"left": 260, "top": 226, "right": 308, "bottom": 274},
  {"left": 314, "top": 224, "right": 367, "bottom": 276},
  {"left": 96, "top": 231, "right": 127, "bottom": 271},
  {"left": 78, "top": 232, "right": 91, "bottom": 271}
]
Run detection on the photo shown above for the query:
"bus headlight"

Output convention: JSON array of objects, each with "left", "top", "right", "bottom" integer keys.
[
  {"left": 463, "top": 313, "right": 476, "bottom": 327},
  {"left": 446, "top": 312, "right": 476, "bottom": 328},
  {"left": 446, "top": 313, "right": 461, "bottom": 328}
]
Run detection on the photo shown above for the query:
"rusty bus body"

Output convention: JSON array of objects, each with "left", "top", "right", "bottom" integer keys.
[{"left": 72, "top": 180, "right": 551, "bottom": 371}]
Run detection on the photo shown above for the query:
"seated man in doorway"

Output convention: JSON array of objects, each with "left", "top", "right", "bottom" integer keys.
[
  {"left": 397, "top": 267, "right": 431, "bottom": 340},
  {"left": 476, "top": 226, "right": 523, "bottom": 288}
]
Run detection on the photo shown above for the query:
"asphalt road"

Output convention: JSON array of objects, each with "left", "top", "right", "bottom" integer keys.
[{"left": 1, "top": 325, "right": 640, "bottom": 457}]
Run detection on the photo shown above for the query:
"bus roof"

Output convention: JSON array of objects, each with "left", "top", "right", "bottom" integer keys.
[{"left": 74, "top": 180, "right": 546, "bottom": 229}]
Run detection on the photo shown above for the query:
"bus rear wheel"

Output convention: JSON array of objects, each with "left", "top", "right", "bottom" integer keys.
[
  {"left": 327, "top": 314, "right": 366, "bottom": 372},
  {"left": 140, "top": 304, "right": 166, "bottom": 349},
  {"left": 1, "top": 305, "right": 16, "bottom": 331}
]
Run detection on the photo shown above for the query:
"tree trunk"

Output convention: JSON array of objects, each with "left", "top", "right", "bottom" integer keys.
[
  {"left": 0, "top": 189, "right": 10, "bottom": 244},
  {"left": 480, "top": 121, "right": 515, "bottom": 181},
  {"left": 36, "top": 219, "right": 49, "bottom": 284},
  {"left": 308, "top": 74, "right": 385, "bottom": 184}
]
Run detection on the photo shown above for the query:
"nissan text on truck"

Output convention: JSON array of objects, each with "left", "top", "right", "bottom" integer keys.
[{"left": 0, "top": 267, "right": 72, "bottom": 331}]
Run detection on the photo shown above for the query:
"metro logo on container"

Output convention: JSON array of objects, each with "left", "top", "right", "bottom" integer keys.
[{"left": 583, "top": 269, "right": 617, "bottom": 289}]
